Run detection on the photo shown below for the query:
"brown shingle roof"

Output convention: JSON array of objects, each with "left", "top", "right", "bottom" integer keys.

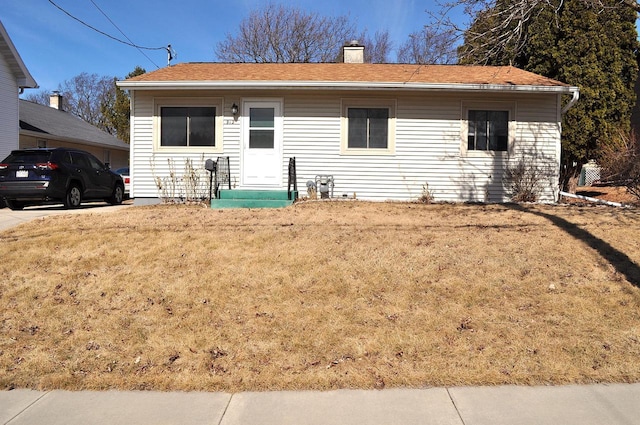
[{"left": 123, "top": 63, "right": 568, "bottom": 87}]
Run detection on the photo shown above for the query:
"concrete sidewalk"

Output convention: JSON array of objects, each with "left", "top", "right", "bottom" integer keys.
[
  {"left": 1, "top": 384, "right": 639, "bottom": 425},
  {"left": 0, "top": 201, "right": 133, "bottom": 232}
]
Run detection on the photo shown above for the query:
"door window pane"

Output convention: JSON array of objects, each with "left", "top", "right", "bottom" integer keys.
[
  {"left": 250, "top": 108, "right": 275, "bottom": 128},
  {"left": 250, "top": 130, "right": 274, "bottom": 149},
  {"left": 249, "top": 107, "right": 275, "bottom": 149}
]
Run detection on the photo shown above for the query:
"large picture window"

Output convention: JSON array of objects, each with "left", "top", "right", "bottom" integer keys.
[
  {"left": 341, "top": 99, "right": 396, "bottom": 155},
  {"left": 154, "top": 97, "right": 224, "bottom": 152},
  {"left": 160, "top": 107, "right": 216, "bottom": 147},
  {"left": 467, "top": 110, "right": 509, "bottom": 151}
]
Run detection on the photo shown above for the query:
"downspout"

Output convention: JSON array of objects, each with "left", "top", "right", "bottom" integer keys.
[
  {"left": 555, "top": 87, "right": 580, "bottom": 202},
  {"left": 562, "top": 87, "right": 580, "bottom": 114}
]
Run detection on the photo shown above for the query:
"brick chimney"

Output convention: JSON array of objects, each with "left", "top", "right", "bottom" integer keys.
[
  {"left": 49, "top": 91, "right": 63, "bottom": 111},
  {"left": 343, "top": 40, "right": 364, "bottom": 64}
]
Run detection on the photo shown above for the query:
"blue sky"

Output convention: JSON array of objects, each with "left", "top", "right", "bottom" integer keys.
[{"left": 1, "top": 0, "right": 466, "bottom": 91}]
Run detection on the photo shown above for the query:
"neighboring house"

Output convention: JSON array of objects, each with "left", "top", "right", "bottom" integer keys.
[
  {"left": 118, "top": 44, "right": 579, "bottom": 204},
  {"left": 19, "top": 95, "right": 129, "bottom": 170},
  {"left": 0, "top": 20, "right": 37, "bottom": 161}
]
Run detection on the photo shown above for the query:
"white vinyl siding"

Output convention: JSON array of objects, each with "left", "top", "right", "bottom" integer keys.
[
  {"left": 0, "top": 52, "right": 19, "bottom": 161},
  {"left": 129, "top": 90, "right": 561, "bottom": 203}
]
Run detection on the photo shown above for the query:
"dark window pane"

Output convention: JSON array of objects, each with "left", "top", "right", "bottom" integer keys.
[
  {"left": 70, "top": 152, "right": 90, "bottom": 168},
  {"left": 189, "top": 107, "right": 216, "bottom": 146},
  {"left": 368, "top": 109, "right": 388, "bottom": 148},
  {"left": 489, "top": 111, "right": 508, "bottom": 151},
  {"left": 468, "top": 114, "right": 477, "bottom": 150},
  {"left": 475, "top": 111, "right": 488, "bottom": 151},
  {"left": 348, "top": 108, "right": 368, "bottom": 148},
  {"left": 250, "top": 129, "right": 274, "bottom": 148},
  {"left": 86, "top": 154, "right": 105, "bottom": 171},
  {"left": 468, "top": 110, "right": 508, "bottom": 151},
  {"left": 5, "top": 152, "right": 52, "bottom": 163},
  {"left": 250, "top": 108, "right": 274, "bottom": 128},
  {"left": 161, "top": 107, "right": 187, "bottom": 146}
]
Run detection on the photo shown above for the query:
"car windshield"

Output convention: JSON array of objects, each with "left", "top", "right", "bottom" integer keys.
[
  {"left": 115, "top": 168, "right": 129, "bottom": 174},
  {"left": 3, "top": 152, "right": 52, "bottom": 164}
]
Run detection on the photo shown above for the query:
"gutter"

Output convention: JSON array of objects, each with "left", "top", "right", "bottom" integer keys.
[{"left": 116, "top": 80, "right": 578, "bottom": 94}]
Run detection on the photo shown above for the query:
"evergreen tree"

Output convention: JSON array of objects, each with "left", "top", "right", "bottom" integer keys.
[
  {"left": 102, "top": 66, "right": 146, "bottom": 143},
  {"left": 460, "top": 0, "right": 639, "bottom": 190}
]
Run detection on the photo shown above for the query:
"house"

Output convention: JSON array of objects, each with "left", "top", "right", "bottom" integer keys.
[
  {"left": 118, "top": 44, "right": 579, "bottom": 204},
  {"left": 0, "top": 20, "right": 37, "bottom": 161},
  {"left": 19, "top": 94, "right": 129, "bottom": 170}
]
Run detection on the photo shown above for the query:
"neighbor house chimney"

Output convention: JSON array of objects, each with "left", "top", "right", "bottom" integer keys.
[
  {"left": 49, "top": 91, "right": 63, "bottom": 111},
  {"left": 343, "top": 40, "right": 364, "bottom": 64}
]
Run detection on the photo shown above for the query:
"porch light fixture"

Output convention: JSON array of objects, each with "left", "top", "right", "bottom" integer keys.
[{"left": 231, "top": 103, "right": 239, "bottom": 116}]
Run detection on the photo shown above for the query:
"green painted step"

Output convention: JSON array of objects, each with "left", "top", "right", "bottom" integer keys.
[
  {"left": 218, "top": 190, "right": 296, "bottom": 200},
  {"left": 210, "top": 199, "right": 294, "bottom": 209},
  {"left": 211, "top": 190, "right": 298, "bottom": 209}
]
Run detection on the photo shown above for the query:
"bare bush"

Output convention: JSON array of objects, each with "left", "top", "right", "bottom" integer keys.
[
  {"left": 150, "top": 155, "right": 210, "bottom": 203},
  {"left": 599, "top": 132, "right": 640, "bottom": 200},
  {"left": 503, "top": 157, "right": 548, "bottom": 202}
]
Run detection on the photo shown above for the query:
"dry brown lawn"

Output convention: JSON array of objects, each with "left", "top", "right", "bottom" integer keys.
[{"left": 1, "top": 201, "right": 640, "bottom": 392}]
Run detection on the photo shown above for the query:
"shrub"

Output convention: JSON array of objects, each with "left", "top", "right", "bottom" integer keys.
[
  {"left": 503, "top": 158, "right": 544, "bottom": 202},
  {"left": 599, "top": 132, "right": 640, "bottom": 200}
]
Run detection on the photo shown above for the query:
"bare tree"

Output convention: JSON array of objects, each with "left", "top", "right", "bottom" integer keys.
[
  {"left": 362, "top": 31, "right": 393, "bottom": 63},
  {"left": 59, "top": 72, "right": 116, "bottom": 132},
  {"left": 215, "top": 3, "right": 360, "bottom": 63},
  {"left": 23, "top": 89, "right": 52, "bottom": 106},
  {"left": 397, "top": 27, "right": 458, "bottom": 64}
]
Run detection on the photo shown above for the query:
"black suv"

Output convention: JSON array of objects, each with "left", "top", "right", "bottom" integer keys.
[{"left": 0, "top": 148, "right": 125, "bottom": 210}]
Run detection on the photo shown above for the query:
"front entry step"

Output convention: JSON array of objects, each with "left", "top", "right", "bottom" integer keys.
[{"left": 210, "top": 190, "right": 297, "bottom": 209}]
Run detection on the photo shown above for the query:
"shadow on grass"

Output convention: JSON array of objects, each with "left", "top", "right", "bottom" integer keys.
[{"left": 506, "top": 203, "right": 640, "bottom": 289}]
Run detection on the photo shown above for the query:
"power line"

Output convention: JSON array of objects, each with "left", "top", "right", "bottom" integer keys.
[
  {"left": 88, "top": 0, "right": 161, "bottom": 69},
  {"left": 48, "top": 0, "right": 167, "bottom": 68}
]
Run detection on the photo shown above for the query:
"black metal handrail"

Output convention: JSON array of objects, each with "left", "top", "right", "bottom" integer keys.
[
  {"left": 214, "top": 156, "right": 231, "bottom": 199},
  {"left": 287, "top": 157, "right": 297, "bottom": 201}
]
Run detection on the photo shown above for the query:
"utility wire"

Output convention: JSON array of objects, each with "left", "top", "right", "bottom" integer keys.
[
  {"left": 48, "top": 0, "right": 166, "bottom": 64},
  {"left": 88, "top": 0, "right": 161, "bottom": 69}
]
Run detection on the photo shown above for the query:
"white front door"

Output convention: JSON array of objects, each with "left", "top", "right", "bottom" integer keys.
[{"left": 241, "top": 99, "right": 283, "bottom": 187}]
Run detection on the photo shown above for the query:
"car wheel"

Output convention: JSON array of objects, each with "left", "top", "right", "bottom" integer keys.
[
  {"left": 64, "top": 184, "right": 82, "bottom": 209},
  {"left": 109, "top": 184, "right": 124, "bottom": 205},
  {"left": 5, "top": 199, "right": 25, "bottom": 211}
]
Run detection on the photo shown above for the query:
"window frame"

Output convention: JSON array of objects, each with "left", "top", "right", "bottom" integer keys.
[
  {"left": 341, "top": 98, "right": 396, "bottom": 155},
  {"left": 154, "top": 97, "right": 224, "bottom": 153},
  {"left": 461, "top": 101, "right": 516, "bottom": 156}
]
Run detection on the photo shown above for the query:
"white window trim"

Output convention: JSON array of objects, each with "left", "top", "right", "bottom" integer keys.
[
  {"left": 153, "top": 97, "right": 224, "bottom": 153},
  {"left": 461, "top": 101, "right": 516, "bottom": 157},
  {"left": 341, "top": 98, "right": 396, "bottom": 155}
]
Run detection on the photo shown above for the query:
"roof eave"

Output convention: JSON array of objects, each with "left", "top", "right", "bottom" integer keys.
[
  {"left": 117, "top": 80, "right": 577, "bottom": 94},
  {"left": 20, "top": 129, "right": 129, "bottom": 151},
  {"left": 0, "top": 22, "right": 38, "bottom": 89}
]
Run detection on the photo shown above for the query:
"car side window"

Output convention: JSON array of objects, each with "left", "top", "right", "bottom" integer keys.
[
  {"left": 70, "top": 152, "right": 90, "bottom": 168},
  {"left": 60, "top": 152, "right": 72, "bottom": 164},
  {"left": 85, "top": 154, "right": 105, "bottom": 171}
]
